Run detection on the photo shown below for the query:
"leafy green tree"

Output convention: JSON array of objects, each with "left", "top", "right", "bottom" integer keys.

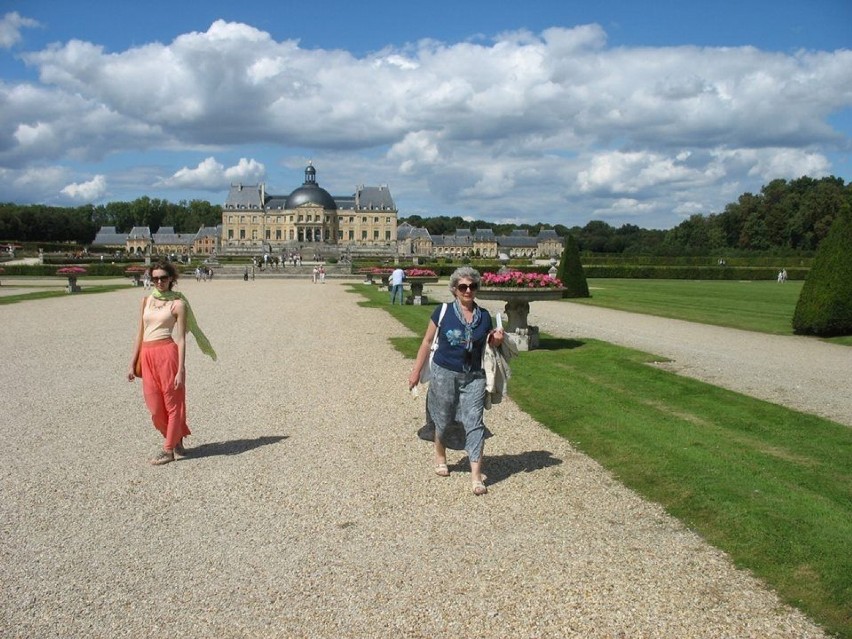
[
  {"left": 556, "top": 234, "right": 589, "bottom": 298},
  {"left": 792, "top": 203, "right": 852, "bottom": 336}
]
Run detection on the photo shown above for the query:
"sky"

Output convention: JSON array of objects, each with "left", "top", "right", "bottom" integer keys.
[{"left": 0, "top": 0, "right": 850, "bottom": 230}]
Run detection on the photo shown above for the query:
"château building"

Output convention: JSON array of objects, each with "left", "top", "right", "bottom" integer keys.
[
  {"left": 396, "top": 224, "right": 564, "bottom": 259},
  {"left": 220, "top": 162, "right": 398, "bottom": 254},
  {"left": 91, "top": 162, "right": 565, "bottom": 261},
  {"left": 92, "top": 225, "right": 221, "bottom": 256}
]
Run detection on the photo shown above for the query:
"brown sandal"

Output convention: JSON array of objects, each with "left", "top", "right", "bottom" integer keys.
[{"left": 150, "top": 449, "right": 175, "bottom": 465}]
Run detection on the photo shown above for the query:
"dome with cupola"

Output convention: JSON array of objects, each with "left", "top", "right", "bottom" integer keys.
[{"left": 284, "top": 162, "right": 338, "bottom": 210}]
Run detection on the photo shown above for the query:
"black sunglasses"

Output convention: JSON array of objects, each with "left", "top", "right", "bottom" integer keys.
[
  {"left": 151, "top": 275, "right": 171, "bottom": 283},
  {"left": 456, "top": 283, "right": 478, "bottom": 293}
]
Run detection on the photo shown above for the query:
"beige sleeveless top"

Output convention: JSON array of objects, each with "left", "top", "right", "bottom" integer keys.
[{"left": 143, "top": 297, "right": 177, "bottom": 342}]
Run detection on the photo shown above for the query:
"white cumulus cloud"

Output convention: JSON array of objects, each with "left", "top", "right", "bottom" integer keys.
[
  {"left": 0, "top": 12, "right": 39, "bottom": 49},
  {"left": 160, "top": 157, "right": 266, "bottom": 190},
  {"left": 61, "top": 175, "right": 107, "bottom": 201},
  {"left": 1, "top": 17, "right": 849, "bottom": 227}
]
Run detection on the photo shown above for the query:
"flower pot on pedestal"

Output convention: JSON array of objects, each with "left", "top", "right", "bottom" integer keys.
[{"left": 476, "top": 287, "right": 566, "bottom": 350}]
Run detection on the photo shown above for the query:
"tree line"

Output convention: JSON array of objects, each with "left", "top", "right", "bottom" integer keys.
[
  {"left": 403, "top": 175, "right": 851, "bottom": 255},
  {"left": 1, "top": 175, "right": 848, "bottom": 254},
  {"left": 0, "top": 198, "right": 222, "bottom": 245}
]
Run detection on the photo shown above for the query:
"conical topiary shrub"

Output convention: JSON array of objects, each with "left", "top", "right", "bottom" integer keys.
[
  {"left": 792, "top": 203, "right": 852, "bottom": 336},
  {"left": 556, "top": 233, "right": 590, "bottom": 298}
]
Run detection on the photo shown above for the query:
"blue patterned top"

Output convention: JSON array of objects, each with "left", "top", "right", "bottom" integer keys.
[{"left": 430, "top": 301, "right": 493, "bottom": 373}]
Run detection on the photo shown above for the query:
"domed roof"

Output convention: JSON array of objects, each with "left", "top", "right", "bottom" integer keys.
[
  {"left": 285, "top": 162, "right": 337, "bottom": 210},
  {"left": 285, "top": 184, "right": 337, "bottom": 210}
]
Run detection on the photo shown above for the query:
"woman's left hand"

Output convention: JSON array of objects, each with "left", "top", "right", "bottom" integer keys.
[
  {"left": 174, "top": 369, "right": 185, "bottom": 390},
  {"left": 489, "top": 328, "right": 505, "bottom": 347}
]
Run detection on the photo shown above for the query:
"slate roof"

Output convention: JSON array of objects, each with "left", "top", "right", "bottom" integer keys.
[
  {"left": 335, "top": 195, "right": 357, "bottom": 210},
  {"left": 194, "top": 226, "right": 220, "bottom": 240},
  {"left": 153, "top": 226, "right": 193, "bottom": 246},
  {"left": 225, "top": 183, "right": 264, "bottom": 209},
  {"left": 127, "top": 226, "right": 152, "bottom": 240},
  {"left": 354, "top": 185, "right": 395, "bottom": 211},
  {"left": 537, "top": 229, "right": 561, "bottom": 241},
  {"left": 92, "top": 226, "right": 127, "bottom": 246}
]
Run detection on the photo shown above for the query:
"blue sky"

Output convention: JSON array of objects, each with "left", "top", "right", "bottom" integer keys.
[{"left": 1, "top": 0, "right": 850, "bottom": 229}]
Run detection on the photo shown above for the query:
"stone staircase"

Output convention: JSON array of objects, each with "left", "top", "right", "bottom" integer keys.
[{"left": 192, "top": 262, "right": 360, "bottom": 280}]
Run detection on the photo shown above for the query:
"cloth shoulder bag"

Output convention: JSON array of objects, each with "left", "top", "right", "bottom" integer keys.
[{"left": 419, "top": 303, "right": 448, "bottom": 385}]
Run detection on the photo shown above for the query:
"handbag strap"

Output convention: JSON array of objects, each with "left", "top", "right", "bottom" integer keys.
[{"left": 430, "top": 303, "right": 447, "bottom": 351}]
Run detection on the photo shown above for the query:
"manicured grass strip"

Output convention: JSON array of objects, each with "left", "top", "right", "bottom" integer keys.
[
  {"left": 0, "top": 285, "right": 127, "bottom": 305},
  {"left": 511, "top": 338, "right": 850, "bottom": 638},
  {"left": 570, "top": 279, "right": 804, "bottom": 335},
  {"left": 348, "top": 282, "right": 852, "bottom": 637}
]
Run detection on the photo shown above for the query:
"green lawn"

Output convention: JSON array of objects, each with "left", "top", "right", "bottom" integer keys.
[
  {"left": 570, "top": 278, "right": 803, "bottom": 334},
  {"left": 350, "top": 283, "right": 852, "bottom": 638},
  {"left": 0, "top": 284, "right": 128, "bottom": 304}
]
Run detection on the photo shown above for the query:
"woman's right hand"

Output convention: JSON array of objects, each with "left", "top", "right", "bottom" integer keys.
[
  {"left": 127, "top": 366, "right": 136, "bottom": 382},
  {"left": 408, "top": 370, "right": 421, "bottom": 391}
]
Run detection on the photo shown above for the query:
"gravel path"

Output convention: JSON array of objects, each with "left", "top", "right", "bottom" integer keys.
[{"left": 0, "top": 279, "right": 831, "bottom": 638}]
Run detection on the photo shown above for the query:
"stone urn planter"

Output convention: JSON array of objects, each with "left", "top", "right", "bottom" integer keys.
[
  {"left": 405, "top": 276, "right": 440, "bottom": 304},
  {"left": 124, "top": 265, "right": 147, "bottom": 286},
  {"left": 477, "top": 270, "right": 566, "bottom": 350},
  {"left": 476, "top": 287, "right": 566, "bottom": 350},
  {"left": 358, "top": 268, "right": 393, "bottom": 285},
  {"left": 57, "top": 266, "right": 87, "bottom": 293}
]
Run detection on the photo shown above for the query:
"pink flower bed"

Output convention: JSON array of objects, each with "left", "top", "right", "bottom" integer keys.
[
  {"left": 404, "top": 268, "right": 437, "bottom": 277},
  {"left": 481, "top": 270, "right": 563, "bottom": 289}
]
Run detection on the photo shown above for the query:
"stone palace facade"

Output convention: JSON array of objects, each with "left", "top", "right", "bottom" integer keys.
[
  {"left": 220, "top": 162, "right": 397, "bottom": 255},
  {"left": 92, "top": 163, "right": 566, "bottom": 260}
]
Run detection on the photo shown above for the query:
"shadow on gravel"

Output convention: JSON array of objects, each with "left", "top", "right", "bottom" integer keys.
[
  {"left": 185, "top": 435, "right": 288, "bottom": 459},
  {"left": 450, "top": 450, "right": 562, "bottom": 485}
]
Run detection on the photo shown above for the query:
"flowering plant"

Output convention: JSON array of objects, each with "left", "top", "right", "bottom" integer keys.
[
  {"left": 57, "top": 266, "right": 87, "bottom": 275},
  {"left": 358, "top": 267, "right": 394, "bottom": 274},
  {"left": 404, "top": 268, "right": 437, "bottom": 277},
  {"left": 481, "top": 270, "right": 563, "bottom": 289}
]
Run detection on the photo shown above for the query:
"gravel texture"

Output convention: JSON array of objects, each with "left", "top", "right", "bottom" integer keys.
[{"left": 0, "top": 278, "right": 833, "bottom": 638}]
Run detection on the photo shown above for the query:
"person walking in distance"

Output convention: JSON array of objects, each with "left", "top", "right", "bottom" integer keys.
[{"left": 389, "top": 266, "right": 405, "bottom": 304}]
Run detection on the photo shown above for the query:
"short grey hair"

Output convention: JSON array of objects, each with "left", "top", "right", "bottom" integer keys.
[{"left": 449, "top": 266, "right": 481, "bottom": 291}]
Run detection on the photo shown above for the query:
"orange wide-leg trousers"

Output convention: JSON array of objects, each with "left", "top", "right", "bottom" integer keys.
[{"left": 140, "top": 338, "right": 190, "bottom": 449}]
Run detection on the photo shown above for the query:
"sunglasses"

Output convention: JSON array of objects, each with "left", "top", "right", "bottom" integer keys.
[
  {"left": 151, "top": 275, "right": 171, "bottom": 283},
  {"left": 456, "top": 283, "right": 478, "bottom": 293}
]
